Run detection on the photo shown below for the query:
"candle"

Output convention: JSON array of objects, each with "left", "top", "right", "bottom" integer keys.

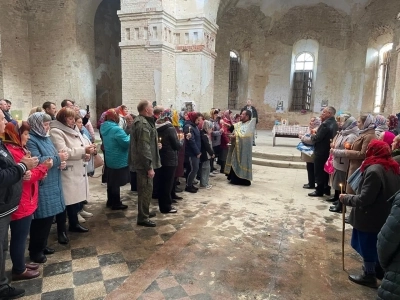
[
  {"left": 340, "top": 183, "right": 343, "bottom": 194},
  {"left": 159, "top": 137, "right": 162, "bottom": 143}
]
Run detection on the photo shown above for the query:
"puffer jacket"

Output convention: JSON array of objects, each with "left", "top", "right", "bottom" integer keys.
[
  {"left": 5, "top": 144, "right": 47, "bottom": 221},
  {"left": 156, "top": 122, "right": 182, "bottom": 167},
  {"left": 377, "top": 191, "right": 400, "bottom": 300},
  {"left": 183, "top": 120, "right": 201, "bottom": 157},
  {"left": 0, "top": 140, "right": 26, "bottom": 217},
  {"left": 100, "top": 120, "right": 130, "bottom": 169}
]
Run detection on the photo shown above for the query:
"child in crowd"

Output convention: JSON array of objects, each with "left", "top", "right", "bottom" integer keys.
[{"left": 199, "top": 120, "right": 215, "bottom": 189}]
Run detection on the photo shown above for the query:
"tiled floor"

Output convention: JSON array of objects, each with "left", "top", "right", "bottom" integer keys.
[{"left": 10, "top": 165, "right": 377, "bottom": 299}]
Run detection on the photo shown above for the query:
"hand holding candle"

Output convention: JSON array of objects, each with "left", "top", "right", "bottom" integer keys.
[{"left": 344, "top": 142, "right": 351, "bottom": 150}]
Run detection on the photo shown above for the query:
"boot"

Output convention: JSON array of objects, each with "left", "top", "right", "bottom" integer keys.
[
  {"left": 58, "top": 232, "right": 69, "bottom": 245},
  {"left": 329, "top": 201, "right": 342, "bottom": 213},
  {"left": 348, "top": 273, "right": 378, "bottom": 288}
]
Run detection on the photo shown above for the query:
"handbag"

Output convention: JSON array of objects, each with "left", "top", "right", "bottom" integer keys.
[
  {"left": 93, "top": 154, "right": 104, "bottom": 169},
  {"left": 296, "top": 142, "right": 314, "bottom": 157},
  {"left": 347, "top": 167, "right": 362, "bottom": 193},
  {"left": 324, "top": 153, "right": 334, "bottom": 175}
]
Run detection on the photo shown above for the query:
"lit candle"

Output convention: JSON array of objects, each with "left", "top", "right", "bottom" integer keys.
[
  {"left": 340, "top": 183, "right": 343, "bottom": 194},
  {"left": 189, "top": 127, "right": 191, "bottom": 133},
  {"left": 15, "top": 114, "right": 19, "bottom": 119},
  {"left": 159, "top": 137, "right": 162, "bottom": 143}
]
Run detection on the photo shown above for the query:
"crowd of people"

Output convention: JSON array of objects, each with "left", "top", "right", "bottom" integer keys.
[
  {"left": 299, "top": 106, "right": 400, "bottom": 298},
  {"left": 0, "top": 98, "right": 257, "bottom": 298}
]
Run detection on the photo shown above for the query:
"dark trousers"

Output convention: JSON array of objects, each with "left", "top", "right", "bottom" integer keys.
[
  {"left": 107, "top": 186, "right": 122, "bottom": 208},
  {"left": 10, "top": 215, "right": 33, "bottom": 274},
  {"left": 306, "top": 162, "right": 315, "bottom": 187},
  {"left": 153, "top": 168, "right": 160, "bottom": 198},
  {"left": 137, "top": 169, "right": 153, "bottom": 223},
  {"left": 67, "top": 203, "right": 83, "bottom": 228},
  {"left": 314, "top": 155, "right": 329, "bottom": 194},
  {"left": 158, "top": 166, "right": 177, "bottom": 212},
  {"left": 102, "top": 147, "right": 108, "bottom": 184},
  {"left": 186, "top": 156, "right": 200, "bottom": 187},
  {"left": 0, "top": 215, "right": 11, "bottom": 289},
  {"left": 130, "top": 171, "right": 137, "bottom": 192},
  {"left": 55, "top": 210, "right": 67, "bottom": 235},
  {"left": 29, "top": 216, "right": 53, "bottom": 257}
]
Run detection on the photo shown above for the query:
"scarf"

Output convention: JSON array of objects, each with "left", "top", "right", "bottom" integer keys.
[
  {"left": 28, "top": 112, "right": 48, "bottom": 137},
  {"left": 375, "top": 115, "right": 387, "bottom": 127},
  {"left": 3, "top": 122, "right": 22, "bottom": 147},
  {"left": 361, "top": 140, "right": 400, "bottom": 174},
  {"left": 388, "top": 115, "right": 398, "bottom": 131},
  {"left": 187, "top": 112, "right": 198, "bottom": 124},
  {"left": 383, "top": 131, "right": 396, "bottom": 147},
  {"left": 359, "top": 114, "right": 375, "bottom": 134},
  {"left": 310, "top": 117, "right": 321, "bottom": 130}
]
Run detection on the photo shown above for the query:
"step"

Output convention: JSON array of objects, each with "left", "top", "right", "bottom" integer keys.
[
  {"left": 252, "top": 158, "right": 306, "bottom": 169},
  {"left": 252, "top": 152, "right": 302, "bottom": 162}
]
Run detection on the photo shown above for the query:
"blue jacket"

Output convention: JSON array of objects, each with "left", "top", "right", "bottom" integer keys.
[
  {"left": 184, "top": 120, "right": 201, "bottom": 157},
  {"left": 100, "top": 121, "right": 130, "bottom": 169},
  {"left": 26, "top": 132, "right": 65, "bottom": 219}
]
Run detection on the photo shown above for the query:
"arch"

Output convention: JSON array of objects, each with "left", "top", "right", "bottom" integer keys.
[{"left": 295, "top": 52, "right": 314, "bottom": 71}]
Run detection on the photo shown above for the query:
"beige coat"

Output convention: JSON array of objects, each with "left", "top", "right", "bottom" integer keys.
[
  {"left": 334, "top": 128, "right": 376, "bottom": 194},
  {"left": 49, "top": 121, "right": 89, "bottom": 206}
]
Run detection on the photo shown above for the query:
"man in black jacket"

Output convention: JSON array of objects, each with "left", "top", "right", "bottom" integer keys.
[
  {"left": 0, "top": 110, "right": 39, "bottom": 299},
  {"left": 308, "top": 106, "right": 338, "bottom": 197}
]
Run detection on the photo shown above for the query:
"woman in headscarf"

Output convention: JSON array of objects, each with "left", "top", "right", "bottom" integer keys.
[
  {"left": 380, "top": 131, "right": 396, "bottom": 148},
  {"left": 3, "top": 121, "right": 52, "bottom": 279},
  {"left": 100, "top": 109, "right": 130, "bottom": 210},
  {"left": 155, "top": 110, "right": 183, "bottom": 213},
  {"left": 391, "top": 134, "right": 400, "bottom": 163},
  {"left": 50, "top": 107, "right": 95, "bottom": 233},
  {"left": 332, "top": 114, "right": 377, "bottom": 194},
  {"left": 375, "top": 114, "right": 389, "bottom": 139},
  {"left": 115, "top": 105, "right": 128, "bottom": 130},
  {"left": 26, "top": 112, "right": 69, "bottom": 262},
  {"left": 329, "top": 115, "right": 359, "bottom": 213},
  {"left": 387, "top": 114, "right": 399, "bottom": 135},
  {"left": 340, "top": 140, "right": 400, "bottom": 288},
  {"left": 219, "top": 110, "right": 232, "bottom": 174},
  {"left": 300, "top": 117, "right": 321, "bottom": 190}
]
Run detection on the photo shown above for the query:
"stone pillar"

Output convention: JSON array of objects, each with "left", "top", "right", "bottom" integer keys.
[
  {"left": 119, "top": 1, "right": 218, "bottom": 113},
  {"left": 392, "top": 43, "right": 400, "bottom": 113}
]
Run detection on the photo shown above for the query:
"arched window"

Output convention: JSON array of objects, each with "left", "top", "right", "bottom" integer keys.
[
  {"left": 291, "top": 52, "right": 314, "bottom": 111},
  {"left": 228, "top": 50, "right": 239, "bottom": 109},
  {"left": 374, "top": 43, "right": 393, "bottom": 113}
]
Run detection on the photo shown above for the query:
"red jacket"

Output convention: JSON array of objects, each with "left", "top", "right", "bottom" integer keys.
[{"left": 5, "top": 144, "right": 47, "bottom": 221}]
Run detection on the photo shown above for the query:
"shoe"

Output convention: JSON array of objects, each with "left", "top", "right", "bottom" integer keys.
[
  {"left": 185, "top": 186, "right": 198, "bottom": 193},
  {"left": 161, "top": 208, "right": 178, "bottom": 214},
  {"left": 0, "top": 284, "right": 25, "bottom": 299},
  {"left": 209, "top": 173, "right": 216, "bottom": 177},
  {"left": 199, "top": 185, "right": 212, "bottom": 189},
  {"left": 112, "top": 204, "right": 128, "bottom": 210},
  {"left": 345, "top": 217, "right": 349, "bottom": 224},
  {"left": 78, "top": 214, "right": 86, "bottom": 223},
  {"left": 79, "top": 210, "right": 93, "bottom": 218},
  {"left": 175, "top": 187, "right": 183, "bottom": 193},
  {"left": 212, "top": 170, "right": 219, "bottom": 174},
  {"left": 82, "top": 200, "right": 88, "bottom": 205},
  {"left": 137, "top": 220, "right": 156, "bottom": 227},
  {"left": 303, "top": 184, "right": 315, "bottom": 189},
  {"left": 29, "top": 253, "right": 47, "bottom": 264},
  {"left": 12, "top": 269, "right": 40, "bottom": 281},
  {"left": 329, "top": 203, "right": 342, "bottom": 213},
  {"left": 193, "top": 180, "right": 199, "bottom": 185},
  {"left": 106, "top": 202, "right": 112, "bottom": 208},
  {"left": 25, "top": 263, "right": 39, "bottom": 271},
  {"left": 253, "top": 142, "right": 256, "bottom": 146},
  {"left": 308, "top": 191, "right": 323, "bottom": 197},
  {"left": 149, "top": 212, "right": 156, "bottom": 218},
  {"left": 58, "top": 232, "right": 69, "bottom": 245},
  {"left": 43, "top": 247, "right": 55, "bottom": 255},
  {"left": 348, "top": 273, "right": 378, "bottom": 288},
  {"left": 172, "top": 195, "right": 183, "bottom": 200},
  {"left": 326, "top": 197, "right": 338, "bottom": 202},
  {"left": 69, "top": 224, "right": 89, "bottom": 233}
]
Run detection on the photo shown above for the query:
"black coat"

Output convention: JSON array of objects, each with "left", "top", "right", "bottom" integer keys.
[
  {"left": 342, "top": 164, "right": 400, "bottom": 233},
  {"left": 0, "top": 140, "right": 25, "bottom": 217},
  {"left": 311, "top": 116, "right": 338, "bottom": 158},
  {"left": 157, "top": 123, "right": 181, "bottom": 167},
  {"left": 200, "top": 130, "right": 214, "bottom": 163},
  {"left": 377, "top": 191, "right": 400, "bottom": 300}
]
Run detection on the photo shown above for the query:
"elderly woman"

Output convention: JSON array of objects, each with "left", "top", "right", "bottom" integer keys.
[
  {"left": 333, "top": 114, "right": 377, "bottom": 194},
  {"left": 388, "top": 114, "right": 399, "bottom": 135},
  {"left": 100, "top": 109, "right": 130, "bottom": 210},
  {"left": 300, "top": 117, "right": 321, "bottom": 189},
  {"left": 375, "top": 114, "right": 389, "bottom": 139},
  {"left": 3, "top": 121, "right": 52, "bottom": 279},
  {"left": 340, "top": 140, "right": 400, "bottom": 288},
  {"left": 380, "top": 131, "right": 395, "bottom": 148},
  {"left": 50, "top": 107, "right": 95, "bottom": 233},
  {"left": 329, "top": 116, "right": 359, "bottom": 212},
  {"left": 26, "top": 112, "right": 69, "bottom": 263}
]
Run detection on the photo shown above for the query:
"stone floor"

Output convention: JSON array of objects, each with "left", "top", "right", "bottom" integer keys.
[{"left": 11, "top": 161, "right": 378, "bottom": 300}]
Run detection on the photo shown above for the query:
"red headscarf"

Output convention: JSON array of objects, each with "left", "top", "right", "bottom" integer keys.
[
  {"left": 104, "top": 109, "right": 120, "bottom": 124},
  {"left": 187, "top": 112, "right": 198, "bottom": 124},
  {"left": 115, "top": 105, "right": 128, "bottom": 117},
  {"left": 361, "top": 140, "right": 400, "bottom": 174}
]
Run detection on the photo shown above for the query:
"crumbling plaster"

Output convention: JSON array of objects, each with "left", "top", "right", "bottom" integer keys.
[{"left": 214, "top": 0, "right": 400, "bottom": 128}]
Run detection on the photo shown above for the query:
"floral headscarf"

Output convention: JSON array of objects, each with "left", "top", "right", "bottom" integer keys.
[
  {"left": 361, "top": 140, "right": 400, "bottom": 174},
  {"left": 3, "top": 122, "right": 24, "bottom": 147},
  {"left": 28, "top": 112, "right": 49, "bottom": 137},
  {"left": 388, "top": 115, "right": 398, "bottom": 131},
  {"left": 360, "top": 114, "right": 375, "bottom": 134},
  {"left": 375, "top": 115, "right": 387, "bottom": 128}
]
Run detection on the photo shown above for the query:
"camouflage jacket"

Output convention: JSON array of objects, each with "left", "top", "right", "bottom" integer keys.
[{"left": 129, "top": 115, "right": 161, "bottom": 171}]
